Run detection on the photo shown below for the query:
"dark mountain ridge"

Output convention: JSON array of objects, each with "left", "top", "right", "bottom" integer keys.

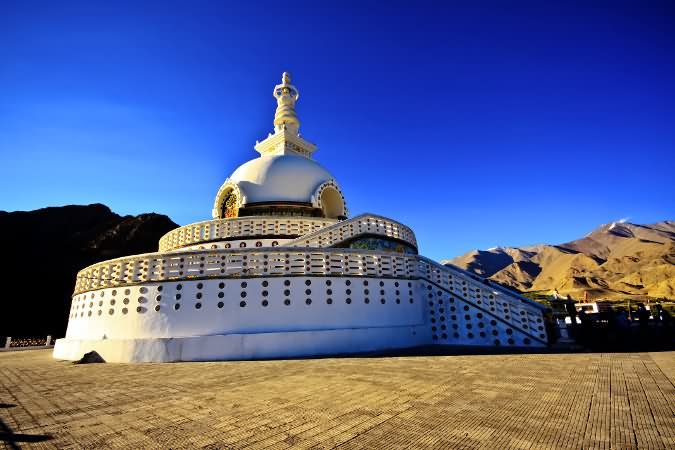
[{"left": 0, "top": 204, "right": 178, "bottom": 337}]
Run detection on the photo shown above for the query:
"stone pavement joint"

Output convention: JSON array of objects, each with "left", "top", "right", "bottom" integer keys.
[{"left": 0, "top": 350, "right": 674, "bottom": 449}]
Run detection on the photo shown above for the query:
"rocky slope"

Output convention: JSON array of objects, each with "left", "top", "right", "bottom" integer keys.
[
  {"left": 0, "top": 204, "right": 178, "bottom": 338},
  {"left": 444, "top": 221, "right": 675, "bottom": 301}
]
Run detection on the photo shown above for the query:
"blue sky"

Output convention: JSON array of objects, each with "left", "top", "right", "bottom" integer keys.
[{"left": 1, "top": 1, "right": 673, "bottom": 260}]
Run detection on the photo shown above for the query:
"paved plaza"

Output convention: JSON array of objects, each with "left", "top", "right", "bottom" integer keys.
[{"left": 1, "top": 349, "right": 674, "bottom": 449}]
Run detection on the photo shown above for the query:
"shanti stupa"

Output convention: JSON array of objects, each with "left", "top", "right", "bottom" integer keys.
[{"left": 54, "top": 73, "right": 549, "bottom": 362}]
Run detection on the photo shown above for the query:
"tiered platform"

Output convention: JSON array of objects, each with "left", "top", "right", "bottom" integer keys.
[
  {"left": 54, "top": 73, "right": 549, "bottom": 363},
  {"left": 55, "top": 214, "right": 548, "bottom": 362}
]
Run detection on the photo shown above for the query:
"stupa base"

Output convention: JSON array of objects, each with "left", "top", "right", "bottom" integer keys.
[{"left": 53, "top": 325, "right": 429, "bottom": 363}]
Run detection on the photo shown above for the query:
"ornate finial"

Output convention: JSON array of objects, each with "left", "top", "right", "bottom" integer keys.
[
  {"left": 255, "top": 72, "right": 316, "bottom": 158},
  {"left": 273, "top": 72, "right": 300, "bottom": 134}
]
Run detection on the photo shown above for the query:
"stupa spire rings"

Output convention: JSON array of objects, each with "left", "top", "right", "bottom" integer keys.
[
  {"left": 273, "top": 72, "right": 301, "bottom": 134},
  {"left": 255, "top": 72, "right": 316, "bottom": 157}
]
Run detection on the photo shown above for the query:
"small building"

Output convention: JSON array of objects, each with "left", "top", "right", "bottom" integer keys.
[{"left": 575, "top": 302, "right": 614, "bottom": 314}]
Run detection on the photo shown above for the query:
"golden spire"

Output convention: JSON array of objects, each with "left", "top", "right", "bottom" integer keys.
[{"left": 273, "top": 72, "right": 300, "bottom": 134}]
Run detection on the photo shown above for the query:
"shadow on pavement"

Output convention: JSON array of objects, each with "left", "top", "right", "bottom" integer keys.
[{"left": 0, "top": 404, "right": 53, "bottom": 450}]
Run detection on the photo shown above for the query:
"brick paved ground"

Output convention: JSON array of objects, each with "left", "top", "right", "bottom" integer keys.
[{"left": 0, "top": 350, "right": 674, "bottom": 449}]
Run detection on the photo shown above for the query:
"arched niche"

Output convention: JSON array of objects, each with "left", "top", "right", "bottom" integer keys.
[
  {"left": 212, "top": 182, "right": 242, "bottom": 219},
  {"left": 312, "top": 180, "right": 348, "bottom": 220},
  {"left": 320, "top": 186, "right": 346, "bottom": 219}
]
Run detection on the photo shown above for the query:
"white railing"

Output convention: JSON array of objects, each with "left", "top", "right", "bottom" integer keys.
[
  {"left": 416, "top": 256, "right": 548, "bottom": 341},
  {"left": 286, "top": 213, "right": 418, "bottom": 249},
  {"left": 158, "top": 216, "right": 339, "bottom": 252},
  {"left": 71, "top": 246, "right": 547, "bottom": 341},
  {"left": 78, "top": 215, "right": 418, "bottom": 294},
  {"left": 73, "top": 247, "right": 542, "bottom": 316},
  {"left": 419, "top": 256, "right": 546, "bottom": 311},
  {"left": 73, "top": 247, "right": 420, "bottom": 294}
]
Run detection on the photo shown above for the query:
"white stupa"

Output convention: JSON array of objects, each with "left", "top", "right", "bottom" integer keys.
[{"left": 54, "top": 73, "right": 549, "bottom": 362}]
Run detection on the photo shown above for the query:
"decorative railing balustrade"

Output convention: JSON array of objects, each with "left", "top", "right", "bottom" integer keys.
[
  {"left": 74, "top": 248, "right": 420, "bottom": 294},
  {"left": 158, "top": 216, "right": 339, "bottom": 252},
  {"left": 72, "top": 243, "right": 547, "bottom": 342},
  {"left": 418, "top": 256, "right": 546, "bottom": 313},
  {"left": 77, "top": 215, "right": 417, "bottom": 294},
  {"left": 73, "top": 248, "right": 542, "bottom": 315},
  {"left": 286, "top": 213, "right": 418, "bottom": 249},
  {"left": 417, "top": 256, "right": 548, "bottom": 340}
]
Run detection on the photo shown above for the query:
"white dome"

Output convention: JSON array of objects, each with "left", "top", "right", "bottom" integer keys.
[{"left": 229, "top": 154, "right": 335, "bottom": 204}]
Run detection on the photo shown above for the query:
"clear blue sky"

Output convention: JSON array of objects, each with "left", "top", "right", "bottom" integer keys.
[{"left": 1, "top": 1, "right": 673, "bottom": 260}]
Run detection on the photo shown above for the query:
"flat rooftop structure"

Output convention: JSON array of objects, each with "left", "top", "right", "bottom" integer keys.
[{"left": 1, "top": 350, "right": 674, "bottom": 449}]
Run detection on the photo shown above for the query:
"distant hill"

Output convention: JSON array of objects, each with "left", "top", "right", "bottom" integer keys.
[
  {"left": 444, "top": 221, "right": 675, "bottom": 301},
  {"left": 0, "top": 204, "right": 178, "bottom": 338}
]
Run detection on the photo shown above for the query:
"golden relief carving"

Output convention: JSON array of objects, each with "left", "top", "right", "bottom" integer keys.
[{"left": 224, "top": 192, "right": 238, "bottom": 218}]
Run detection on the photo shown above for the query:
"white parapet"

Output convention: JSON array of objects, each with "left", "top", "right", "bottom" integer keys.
[{"left": 55, "top": 214, "right": 549, "bottom": 363}]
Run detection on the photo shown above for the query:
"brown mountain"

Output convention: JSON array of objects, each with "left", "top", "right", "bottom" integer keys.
[
  {"left": 0, "top": 204, "right": 179, "bottom": 338},
  {"left": 444, "top": 220, "right": 675, "bottom": 301}
]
